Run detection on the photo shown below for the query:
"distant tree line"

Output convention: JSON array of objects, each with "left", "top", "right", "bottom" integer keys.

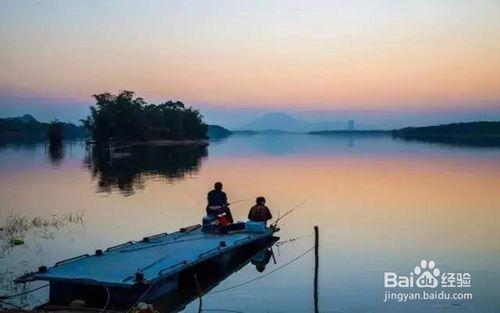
[
  {"left": 0, "top": 114, "right": 86, "bottom": 140},
  {"left": 207, "top": 125, "right": 232, "bottom": 139},
  {"left": 393, "top": 121, "right": 500, "bottom": 147},
  {"left": 48, "top": 120, "right": 65, "bottom": 145},
  {"left": 82, "top": 91, "right": 208, "bottom": 144},
  {"left": 393, "top": 121, "right": 500, "bottom": 138}
]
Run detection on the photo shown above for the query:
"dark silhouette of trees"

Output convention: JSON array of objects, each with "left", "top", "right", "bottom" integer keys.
[
  {"left": 82, "top": 91, "right": 207, "bottom": 144},
  {"left": 0, "top": 115, "right": 86, "bottom": 141},
  {"left": 207, "top": 125, "right": 232, "bottom": 139},
  {"left": 48, "top": 120, "right": 64, "bottom": 145},
  {"left": 392, "top": 121, "right": 500, "bottom": 147}
]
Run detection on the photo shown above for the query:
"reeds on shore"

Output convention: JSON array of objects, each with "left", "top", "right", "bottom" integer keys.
[{"left": 0, "top": 212, "right": 84, "bottom": 250}]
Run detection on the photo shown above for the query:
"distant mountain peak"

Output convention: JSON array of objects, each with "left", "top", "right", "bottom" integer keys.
[
  {"left": 241, "top": 112, "right": 349, "bottom": 132},
  {"left": 242, "top": 112, "right": 309, "bottom": 132},
  {"left": 3, "top": 114, "right": 37, "bottom": 124},
  {"left": 262, "top": 112, "right": 294, "bottom": 118},
  {"left": 20, "top": 114, "right": 36, "bottom": 123}
]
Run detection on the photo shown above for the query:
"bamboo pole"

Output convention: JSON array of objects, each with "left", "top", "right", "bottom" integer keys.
[
  {"left": 194, "top": 274, "right": 202, "bottom": 313},
  {"left": 314, "top": 225, "right": 319, "bottom": 313}
]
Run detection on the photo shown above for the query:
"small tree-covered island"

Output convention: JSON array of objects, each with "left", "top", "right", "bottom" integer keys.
[{"left": 82, "top": 91, "right": 208, "bottom": 145}]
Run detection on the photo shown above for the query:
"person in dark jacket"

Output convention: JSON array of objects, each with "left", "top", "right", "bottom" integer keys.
[
  {"left": 206, "top": 182, "right": 233, "bottom": 223},
  {"left": 207, "top": 182, "right": 227, "bottom": 207},
  {"left": 248, "top": 196, "right": 272, "bottom": 224}
]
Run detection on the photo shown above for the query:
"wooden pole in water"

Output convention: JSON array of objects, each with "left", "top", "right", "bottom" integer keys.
[
  {"left": 194, "top": 274, "right": 202, "bottom": 313},
  {"left": 314, "top": 225, "right": 319, "bottom": 313}
]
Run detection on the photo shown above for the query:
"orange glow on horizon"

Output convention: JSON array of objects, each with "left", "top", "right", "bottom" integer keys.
[{"left": 0, "top": 1, "right": 499, "bottom": 110}]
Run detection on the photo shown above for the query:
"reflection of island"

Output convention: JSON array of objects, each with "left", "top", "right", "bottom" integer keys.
[
  {"left": 85, "top": 145, "right": 208, "bottom": 195},
  {"left": 392, "top": 121, "right": 500, "bottom": 147}
]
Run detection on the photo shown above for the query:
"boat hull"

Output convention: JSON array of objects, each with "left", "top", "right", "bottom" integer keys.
[{"left": 37, "top": 228, "right": 279, "bottom": 311}]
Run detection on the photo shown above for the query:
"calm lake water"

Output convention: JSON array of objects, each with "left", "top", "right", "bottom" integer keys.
[{"left": 1, "top": 134, "right": 499, "bottom": 312}]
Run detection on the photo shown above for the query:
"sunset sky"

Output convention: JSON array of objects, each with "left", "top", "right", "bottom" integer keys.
[{"left": 1, "top": 0, "right": 499, "bottom": 127}]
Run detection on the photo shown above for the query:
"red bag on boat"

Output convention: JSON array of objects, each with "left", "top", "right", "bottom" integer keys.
[{"left": 218, "top": 214, "right": 231, "bottom": 227}]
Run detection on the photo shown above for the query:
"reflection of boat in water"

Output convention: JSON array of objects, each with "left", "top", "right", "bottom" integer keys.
[
  {"left": 16, "top": 224, "right": 279, "bottom": 312},
  {"left": 154, "top": 236, "right": 278, "bottom": 312}
]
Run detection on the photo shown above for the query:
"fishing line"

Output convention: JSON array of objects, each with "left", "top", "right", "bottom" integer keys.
[
  {"left": 275, "top": 234, "right": 313, "bottom": 247},
  {"left": 208, "top": 246, "right": 314, "bottom": 295},
  {"left": 228, "top": 199, "right": 251, "bottom": 206},
  {"left": 271, "top": 197, "right": 311, "bottom": 228}
]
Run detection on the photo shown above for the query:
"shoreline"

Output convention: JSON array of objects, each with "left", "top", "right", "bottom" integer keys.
[
  {"left": 91, "top": 139, "right": 209, "bottom": 150},
  {"left": 130, "top": 139, "right": 209, "bottom": 147}
]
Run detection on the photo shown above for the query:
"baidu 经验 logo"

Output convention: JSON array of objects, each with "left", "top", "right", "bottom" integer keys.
[
  {"left": 413, "top": 260, "right": 440, "bottom": 288},
  {"left": 383, "top": 259, "right": 473, "bottom": 303},
  {"left": 384, "top": 259, "right": 471, "bottom": 289}
]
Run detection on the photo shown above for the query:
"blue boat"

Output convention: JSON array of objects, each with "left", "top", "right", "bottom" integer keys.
[{"left": 16, "top": 223, "right": 279, "bottom": 310}]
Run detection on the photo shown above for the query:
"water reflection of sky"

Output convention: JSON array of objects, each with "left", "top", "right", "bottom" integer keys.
[
  {"left": 210, "top": 133, "right": 500, "bottom": 159},
  {"left": 0, "top": 134, "right": 499, "bottom": 312}
]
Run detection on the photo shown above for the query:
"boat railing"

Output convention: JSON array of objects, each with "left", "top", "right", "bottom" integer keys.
[
  {"left": 157, "top": 260, "right": 189, "bottom": 276},
  {"left": 234, "top": 236, "right": 252, "bottom": 245},
  {"left": 198, "top": 247, "right": 221, "bottom": 259},
  {"left": 143, "top": 232, "right": 169, "bottom": 242},
  {"left": 106, "top": 241, "right": 134, "bottom": 252},
  {"left": 180, "top": 224, "right": 201, "bottom": 233},
  {"left": 55, "top": 254, "right": 90, "bottom": 266}
]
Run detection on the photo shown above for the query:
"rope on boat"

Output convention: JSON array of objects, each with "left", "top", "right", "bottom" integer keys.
[
  {"left": 100, "top": 281, "right": 111, "bottom": 313},
  {"left": 125, "top": 283, "right": 154, "bottom": 313},
  {"left": 208, "top": 246, "right": 315, "bottom": 295}
]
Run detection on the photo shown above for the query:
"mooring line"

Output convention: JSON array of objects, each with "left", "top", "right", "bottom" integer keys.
[{"left": 208, "top": 246, "right": 314, "bottom": 295}]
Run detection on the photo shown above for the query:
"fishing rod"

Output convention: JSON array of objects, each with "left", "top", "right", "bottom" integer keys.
[
  {"left": 228, "top": 199, "right": 251, "bottom": 206},
  {"left": 271, "top": 198, "right": 310, "bottom": 228}
]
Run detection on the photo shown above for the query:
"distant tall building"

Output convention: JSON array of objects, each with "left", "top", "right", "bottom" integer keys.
[{"left": 348, "top": 120, "right": 355, "bottom": 130}]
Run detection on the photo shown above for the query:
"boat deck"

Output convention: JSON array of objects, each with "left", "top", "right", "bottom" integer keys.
[{"left": 16, "top": 225, "right": 275, "bottom": 287}]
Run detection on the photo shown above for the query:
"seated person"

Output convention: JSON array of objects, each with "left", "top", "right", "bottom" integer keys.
[
  {"left": 248, "top": 196, "right": 273, "bottom": 224},
  {"left": 206, "top": 181, "right": 233, "bottom": 223}
]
